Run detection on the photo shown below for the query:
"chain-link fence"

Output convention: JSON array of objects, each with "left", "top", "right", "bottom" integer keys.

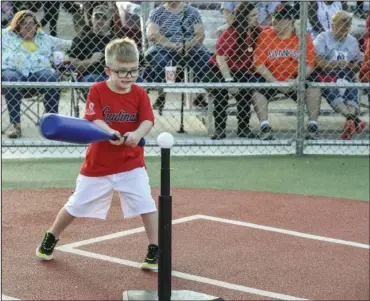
[{"left": 1, "top": 1, "right": 369, "bottom": 158}]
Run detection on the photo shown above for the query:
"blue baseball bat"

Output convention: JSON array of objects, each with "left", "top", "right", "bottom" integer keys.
[{"left": 39, "top": 114, "right": 146, "bottom": 146}]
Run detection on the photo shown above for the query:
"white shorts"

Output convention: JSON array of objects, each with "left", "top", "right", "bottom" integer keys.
[{"left": 64, "top": 167, "right": 157, "bottom": 219}]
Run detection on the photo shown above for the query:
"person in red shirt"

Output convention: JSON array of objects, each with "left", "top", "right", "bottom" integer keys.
[
  {"left": 360, "top": 39, "right": 369, "bottom": 108},
  {"left": 36, "top": 38, "right": 159, "bottom": 271},
  {"left": 360, "top": 11, "right": 370, "bottom": 52},
  {"left": 366, "top": 11, "right": 370, "bottom": 41},
  {"left": 205, "top": 2, "right": 263, "bottom": 139},
  {"left": 253, "top": 3, "right": 321, "bottom": 140},
  {"left": 360, "top": 39, "right": 370, "bottom": 83}
]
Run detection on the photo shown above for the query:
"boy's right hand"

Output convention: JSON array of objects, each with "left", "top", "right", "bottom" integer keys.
[{"left": 108, "top": 130, "right": 125, "bottom": 146}]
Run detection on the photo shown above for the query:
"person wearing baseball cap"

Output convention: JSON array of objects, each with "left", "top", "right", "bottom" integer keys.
[
  {"left": 272, "top": 3, "right": 294, "bottom": 19},
  {"left": 271, "top": 3, "right": 295, "bottom": 36},
  {"left": 67, "top": 4, "right": 113, "bottom": 96},
  {"left": 82, "top": 1, "right": 110, "bottom": 28},
  {"left": 92, "top": 4, "right": 111, "bottom": 19},
  {"left": 253, "top": 3, "right": 321, "bottom": 140}
]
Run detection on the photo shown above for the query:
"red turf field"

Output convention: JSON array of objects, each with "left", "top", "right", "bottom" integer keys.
[{"left": 2, "top": 188, "right": 369, "bottom": 300}]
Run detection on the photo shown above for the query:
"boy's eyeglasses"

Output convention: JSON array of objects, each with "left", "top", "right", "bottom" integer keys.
[{"left": 109, "top": 68, "right": 139, "bottom": 78}]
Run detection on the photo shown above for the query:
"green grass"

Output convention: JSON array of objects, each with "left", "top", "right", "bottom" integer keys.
[{"left": 2, "top": 155, "right": 369, "bottom": 201}]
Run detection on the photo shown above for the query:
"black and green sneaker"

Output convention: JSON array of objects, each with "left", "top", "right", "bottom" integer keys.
[
  {"left": 36, "top": 232, "right": 59, "bottom": 260},
  {"left": 141, "top": 244, "right": 159, "bottom": 271}
]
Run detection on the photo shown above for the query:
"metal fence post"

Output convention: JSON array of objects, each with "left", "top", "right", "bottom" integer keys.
[{"left": 296, "top": 1, "right": 309, "bottom": 155}]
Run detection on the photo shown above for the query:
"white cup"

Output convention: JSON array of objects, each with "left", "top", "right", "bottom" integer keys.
[
  {"left": 165, "top": 66, "right": 177, "bottom": 83},
  {"left": 53, "top": 51, "right": 65, "bottom": 66}
]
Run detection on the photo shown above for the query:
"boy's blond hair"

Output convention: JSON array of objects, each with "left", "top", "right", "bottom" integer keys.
[
  {"left": 332, "top": 10, "right": 352, "bottom": 26},
  {"left": 105, "top": 38, "right": 139, "bottom": 66}
]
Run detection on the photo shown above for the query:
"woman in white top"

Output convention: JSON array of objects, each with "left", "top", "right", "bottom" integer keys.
[{"left": 308, "top": 1, "right": 348, "bottom": 39}]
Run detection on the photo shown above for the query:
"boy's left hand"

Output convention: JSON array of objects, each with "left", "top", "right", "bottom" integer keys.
[{"left": 124, "top": 131, "right": 141, "bottom": 147}]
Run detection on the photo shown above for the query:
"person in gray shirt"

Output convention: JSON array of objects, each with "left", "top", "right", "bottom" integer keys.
[
  {"left": 313, "top": 10, "right": 367, "bottom": 139},
  {"left": 144, "top": 1, "right": 211, "bottom": 113}
]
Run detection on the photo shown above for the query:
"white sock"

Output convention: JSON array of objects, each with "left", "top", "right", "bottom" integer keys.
[{"left": 260, "top": 120, "right": 269, "bottom": 128}]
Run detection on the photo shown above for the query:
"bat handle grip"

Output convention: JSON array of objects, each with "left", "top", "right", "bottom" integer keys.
[
  {"left": 112, "top": 134, "right": 146, "bottom": 147},
  {"left": 138, "top": 138, "right": 146, "bottom": 147},
  {"left": 112, "top": 134, "right": 120, "bottom": 141}
]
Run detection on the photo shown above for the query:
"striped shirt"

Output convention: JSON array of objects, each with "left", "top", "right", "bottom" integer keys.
[{"left": 149, "top": 4, "right": 203, "bottom": 45}]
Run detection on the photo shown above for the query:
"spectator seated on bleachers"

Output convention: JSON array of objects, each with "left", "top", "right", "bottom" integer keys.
[
  {"left": 220, "top": 1, "right": 239, "bottom": 28},
  {"left": 308, "top": 1, "right": 348, "bottom": 40},
  {"left": 1, "top": 10, "right": 72, "bottom": 138},
  {"left": 67, "top": 5, "right": 114, "bottom": 97},
  {"left": 40, "top": 1, "right": 85, "bottom": 37},
  {"left": 144, "top": 1, "right": 211, "bottom": 113},
  {"left": 205, "top": 2, "right": 262, "bottom": 140},
  {"left": 252, "top": 3, "right": 321, "bottom": 140},
  {"left": 366, "top": 11, "right": 370, "bottom": 41},
  {"left": 313, "top": 10, "right": 367, "bottom": 140},
  {"left": 81, "top": 1, "right": 111, "bottom": 28},
  {"left": 218, "top": 1, "right": 281, "bottom": 35},
  {"left": 360, "top": 39, "right": 369, "bottom": 83}
]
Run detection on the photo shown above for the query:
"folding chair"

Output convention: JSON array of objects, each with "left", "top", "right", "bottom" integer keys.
[
  {"left": 1, "top": 88, "right": 44, "bottom": 133},
  {"left": 56, "top": 63, "right": 86, "bottom": 118},
  {"left": 2, "top": 65, "right": 83, "bottom": 134},
  {"left": 20, "top": 88, "right": 44, "bottom": 125}
]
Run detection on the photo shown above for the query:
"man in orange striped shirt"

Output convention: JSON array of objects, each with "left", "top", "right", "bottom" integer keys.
[{"left": 252, "top": 4, "right": 321, "bottom": 140}]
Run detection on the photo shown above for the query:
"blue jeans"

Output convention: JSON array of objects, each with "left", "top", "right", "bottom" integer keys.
[
  {"left": 79, "top": 74, "right": 109, "bottom": 83},
  {"left": 145, "top": 46, "right": 212, "bottom": 83},
  {"left": 321, "top": 71, "right": 359, "bottom": 110},
  {"left": 2, "top": 69, "right": 60, "bottom": 124}
]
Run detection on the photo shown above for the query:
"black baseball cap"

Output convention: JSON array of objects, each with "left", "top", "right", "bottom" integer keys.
[{"left": 272, "top": 3, "right": 294, "bottom": 20}]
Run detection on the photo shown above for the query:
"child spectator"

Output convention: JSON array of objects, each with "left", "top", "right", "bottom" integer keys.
[
  {"left": 145, "top": 1, "right": 211, "bottom": 112},
  {"left": 253, "top": 3, "right": 321, "bottom": 140},
  {"left": 314, "top": 10, "right": 367, "bottom": 139},
  {"left": 308, "top": 1, "right": 348, "bottom": 39}
]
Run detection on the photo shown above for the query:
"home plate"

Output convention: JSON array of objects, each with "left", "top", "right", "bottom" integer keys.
[{"left": 123, "top": 290, "right": 224, "bottom": 300}]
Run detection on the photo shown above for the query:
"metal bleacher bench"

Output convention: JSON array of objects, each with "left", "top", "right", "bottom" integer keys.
[
  {"left": 161, "top": 72, "right": 369, "bottom": 134},
  {"left": 162, "top": 66, "right": 213, "bottom": 133}
]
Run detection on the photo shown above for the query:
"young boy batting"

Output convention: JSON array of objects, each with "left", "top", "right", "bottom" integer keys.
[{"left": 36, "top": 38, "right": 159, "bottom": 271}]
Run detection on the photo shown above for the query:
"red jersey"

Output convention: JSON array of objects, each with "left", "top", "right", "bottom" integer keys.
[
  {"left": 209, "top": 26, "right": 262, "bottom": 72},
  {"left": 360, "top": 40, "right": 369, "bottom": 83},
  {"left": 80, "top": 82, "right": 155, "bottom": 177}
]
